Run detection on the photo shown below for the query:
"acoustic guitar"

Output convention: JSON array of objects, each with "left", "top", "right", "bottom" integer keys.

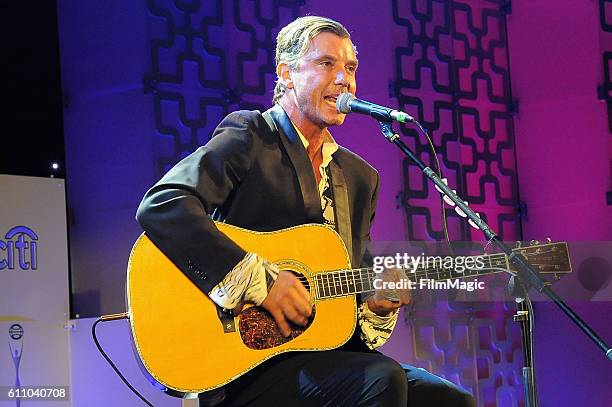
[{"left": 126, "top": 222, "right": 571, "bottom": 395}]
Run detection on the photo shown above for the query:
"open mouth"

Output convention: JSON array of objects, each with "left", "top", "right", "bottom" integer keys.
[{"left": 324, "top": 96, "right": 338, "bottom": 105}]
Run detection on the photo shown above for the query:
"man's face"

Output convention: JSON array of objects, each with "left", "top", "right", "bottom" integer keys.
[{"left": 283, "top": 32, "right": 358, "bottom": 129}]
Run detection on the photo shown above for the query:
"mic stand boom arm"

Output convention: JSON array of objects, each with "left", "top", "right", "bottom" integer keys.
[{"left": 377, "top": 120, "right": 612, "bottom": 360}]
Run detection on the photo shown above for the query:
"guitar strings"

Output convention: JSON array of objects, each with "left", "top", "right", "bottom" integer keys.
[
  {"left": 296, "top": 253, "right": 558, "bottom": 289},
  {"left": 292, "top": 248, "right": 563, "bottom": 298},
  {"left": 302, "top": 248, "right": 560, "bottom": 283},
  {"left": 294, "top": 249, "right": 557, "bottom": 285}
]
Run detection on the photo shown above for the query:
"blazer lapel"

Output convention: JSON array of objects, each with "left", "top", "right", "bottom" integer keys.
[
  {"left": 329, "top": 159, "right": 353, "bottom": 264},
  {"left": 264, "top": 105, "right": 323, "bottom": 223}
]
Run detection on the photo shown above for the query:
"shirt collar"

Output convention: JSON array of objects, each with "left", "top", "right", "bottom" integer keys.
[{"left": 291, "top": 122, "right": 339, "bottom": 167}]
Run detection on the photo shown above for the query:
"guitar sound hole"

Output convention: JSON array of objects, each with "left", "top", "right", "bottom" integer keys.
[
  {"left": 239, "top": 306, "right": 316, "bottom": 350},
  {"left": 238, "top": 268, "right": 315, "bottom": 350}
]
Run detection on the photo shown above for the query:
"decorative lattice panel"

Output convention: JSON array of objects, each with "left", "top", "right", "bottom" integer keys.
[
  {"left": 598, "top": 0, "right": 612, "bottom": 205},
  {"left": 393, "top": 1, "right": 523, "bottom": 406},
  {"left": 393, "top": 0, "right": 519, "bottom": 243},
  {"left": 146, "top": 0, "right": 301, "bottom": 176}
]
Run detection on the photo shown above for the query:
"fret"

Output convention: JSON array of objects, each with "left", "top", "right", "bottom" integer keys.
[
  {"left": 314, "top": 274, "right": 320, "bottom": 299},
  {"left": 365, "top": 268, "right": 373, "bottom": 292},
  {"left": 334, "top": 271, "right": 342, "bottom": 295},
  {"left": 480, "top": 258, "right": 490, "bottom": 271},
  {"left": 469, "top": 264, "right": 479, "bottom": 277},
  {"left": 319, "top": 273, "right": 326, "bottom": 299},
  {"left": 344, "top": 270, "right": 352, "bottom": 294},
  {"left": 323, "top": 273, "right": 330, "bottom": 298},
  {"left": 343, "top": 270, "right": 349, "bottom": 294},
  {"left": 351, "top": 269, "right": 357, "bottom": 294},
  {"left": 365, "top": 271, "right": 373, "bottom": 292},
  {"left": 358, "top": 269, "right": 365, "bottom": 293},
  {"left": 335, "top": 272, "right": 339, "bottom": 295},
  {"left": 332, "top": 272, "right": 338, "bottom": 297},
  {"left": 320, "top": 273, "right": 326, "bottom": 298},
  {"left": 438, "top": 268, "right": 451, "bottom": 280}
]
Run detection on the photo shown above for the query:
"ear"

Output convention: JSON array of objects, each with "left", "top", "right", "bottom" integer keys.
[{"left": 277, "top": 63, "right": 293, "bottom": 89}]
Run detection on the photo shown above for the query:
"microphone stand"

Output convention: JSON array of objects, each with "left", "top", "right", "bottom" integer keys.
[
  {"left": 377, "top": 120, "right": 612, "bottom": 407},
  {"left": 508, "top": 276, "right": 537, "bottom": 407}
]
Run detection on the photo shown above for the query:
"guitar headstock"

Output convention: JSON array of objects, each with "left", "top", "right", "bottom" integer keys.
[{"left": 510, "top": 240, "right": 572, "bottom": 280}]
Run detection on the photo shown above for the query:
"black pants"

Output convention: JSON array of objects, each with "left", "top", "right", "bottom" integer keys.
[{"left": 200, "top": 351, "right": 476, "bottom": 406}]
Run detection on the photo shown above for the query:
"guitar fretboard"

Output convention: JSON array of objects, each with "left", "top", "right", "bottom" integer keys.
[{"left": 313, "top": 253, "right": 511, "bottom": 300}]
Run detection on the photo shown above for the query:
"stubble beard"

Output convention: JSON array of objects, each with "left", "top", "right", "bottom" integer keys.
[{"left": 310, "top": 101, "right": 347, "bottom": 129}]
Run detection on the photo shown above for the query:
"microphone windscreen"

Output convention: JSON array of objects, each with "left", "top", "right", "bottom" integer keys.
[{"left": 336, "top": 93, "right": 355, "bottom": 114}]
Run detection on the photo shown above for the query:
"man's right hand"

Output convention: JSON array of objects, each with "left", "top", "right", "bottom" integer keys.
[{"left": 260, "top": 270, "right": 312, "bottom": 337}]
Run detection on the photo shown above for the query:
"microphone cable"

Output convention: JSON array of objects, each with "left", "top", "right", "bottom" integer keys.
[
  {"left": 91, "top": 313, "right": 155, "bottom": 407},
  {"left": 410, "top": 119, "right": 455, "bottom": 256}
]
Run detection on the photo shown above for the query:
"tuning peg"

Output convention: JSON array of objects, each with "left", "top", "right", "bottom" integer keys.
[
  {"left": 515, "top": 241, "right": 522, "bottom": 248},
  {"left": 530, "top": 240, "right": 540, "bottom": 246}
]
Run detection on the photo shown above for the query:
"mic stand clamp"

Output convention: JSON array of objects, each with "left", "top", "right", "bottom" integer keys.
[{"left": 508, "top": 276, "right": 538, "bottom": 407}]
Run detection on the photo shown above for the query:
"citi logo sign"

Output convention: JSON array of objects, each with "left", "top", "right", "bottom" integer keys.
[{"left": 0, "top": 226, "right": 38, "bottom": 271}]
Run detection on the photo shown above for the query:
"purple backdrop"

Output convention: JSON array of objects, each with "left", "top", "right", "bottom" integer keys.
[
  {"left": 506, "top": 1, "right": 612, "bottom": 406},
  {"left": 58, "top": 1, "right": 611, "bottom": 406}
]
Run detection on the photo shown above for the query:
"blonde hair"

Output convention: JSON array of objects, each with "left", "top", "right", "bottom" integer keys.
[{"left": 273, "top": 16, "right": 351, "bottom": 104}]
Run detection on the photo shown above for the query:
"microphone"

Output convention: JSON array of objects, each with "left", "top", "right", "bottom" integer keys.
[{"left": 336, "top": 93, "right": 415, "bottom": 123}]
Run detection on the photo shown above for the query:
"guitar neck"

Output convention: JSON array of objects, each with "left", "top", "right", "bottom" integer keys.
[{"left": 313, "top": 252, "right": 511, "bottom": 300}]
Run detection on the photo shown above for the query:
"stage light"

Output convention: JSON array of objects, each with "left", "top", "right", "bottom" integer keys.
[{"left": 51, "top": 162, "right": 60, "bottom": 170}]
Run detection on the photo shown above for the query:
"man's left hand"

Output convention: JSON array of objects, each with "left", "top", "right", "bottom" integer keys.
[{"left": 367, "top": 267, "right": 411, "bottom": 316}]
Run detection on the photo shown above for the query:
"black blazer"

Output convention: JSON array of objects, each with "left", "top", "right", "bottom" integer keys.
[{"left": 136, "top": 104, "right": 380, "bottom": 295}]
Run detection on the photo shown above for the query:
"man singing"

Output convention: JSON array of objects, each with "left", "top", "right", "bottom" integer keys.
[{"left": 137, "top": 15, "right": 475, "bottom": 407}]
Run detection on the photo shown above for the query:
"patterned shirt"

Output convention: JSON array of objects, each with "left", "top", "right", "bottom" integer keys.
[{"left": 208, "top": 124, "right": 398, "bottom": 350}]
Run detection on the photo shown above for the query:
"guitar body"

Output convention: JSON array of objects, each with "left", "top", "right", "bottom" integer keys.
[{"left": 127, "top": 223, "right": 356, "bottom": 394}]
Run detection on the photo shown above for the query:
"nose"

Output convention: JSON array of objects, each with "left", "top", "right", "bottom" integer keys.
[{"left": 334, "top": 69, "right": 351, "bottom": 91}]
